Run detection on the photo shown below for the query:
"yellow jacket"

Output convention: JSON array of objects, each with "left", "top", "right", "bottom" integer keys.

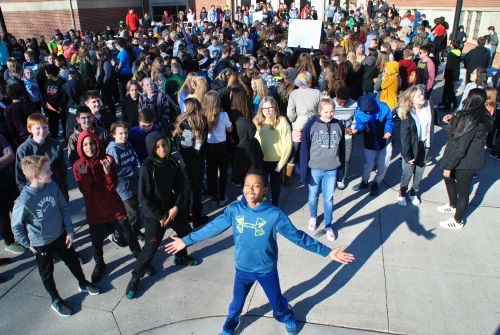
[
  {"left": 380, "top": 61, "right": 399, "bottom": 110},
  {"left": 255, "top": 116, "right": 292, "bottom": 172}
]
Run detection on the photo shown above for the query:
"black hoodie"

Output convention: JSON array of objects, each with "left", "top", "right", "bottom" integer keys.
[
  {"left": 139, "top": 131, "right": 188, "bottom": 221},
  {"left": 232, "top": 117, "right": 264, "bottom": 184}
]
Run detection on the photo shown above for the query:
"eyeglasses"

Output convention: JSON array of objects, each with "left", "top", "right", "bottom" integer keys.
[{"left": 261, "top": 107, "right": 275, "bottom": 111}]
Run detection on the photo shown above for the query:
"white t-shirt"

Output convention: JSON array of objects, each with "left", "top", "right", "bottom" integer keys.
[{"left": 208, "top": 111, "right": 232, "bottom": 144}]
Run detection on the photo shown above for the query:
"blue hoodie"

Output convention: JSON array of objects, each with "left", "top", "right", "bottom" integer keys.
[
  {"left": 354, "top": 100, "right": 394, "bottom": 151},
  {"left": 106, "top": 141, "right": 140, "bottom": 200},
  {"left": 182, "top": 198, "right": 331, "bottom": 273}
]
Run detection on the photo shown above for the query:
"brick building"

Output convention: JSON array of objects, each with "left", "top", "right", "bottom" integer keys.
[{"left": 1, "top": 0, "right": 499, "bottom": 66}]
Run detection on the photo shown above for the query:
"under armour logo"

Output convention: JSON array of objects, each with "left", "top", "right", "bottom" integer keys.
[{"left": 236, "top": 216, "right": 266, "bottom": 236}]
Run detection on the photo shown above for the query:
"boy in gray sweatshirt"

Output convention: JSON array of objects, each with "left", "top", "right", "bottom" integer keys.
[{"left": 11, "top": 155, "right": 100, "bottom": 317}]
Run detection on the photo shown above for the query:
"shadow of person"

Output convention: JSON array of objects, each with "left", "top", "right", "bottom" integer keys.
[{"left": 238, "top": 203, "right": 435, "bottom": 332}]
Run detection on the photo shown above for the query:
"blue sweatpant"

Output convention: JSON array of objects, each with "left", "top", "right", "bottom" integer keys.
[{"left": 223, "top": 269, "right": 295, "bottom": 332}]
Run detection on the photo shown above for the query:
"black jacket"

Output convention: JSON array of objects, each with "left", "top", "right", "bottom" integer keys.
[
  {"left": 139, "top": 131, "right": 188, "bottom": 221},
  {"left": 400, "top": 106, "right": 434, "bottom": 167},
  {"left": 464, "top": 46, "right": 490, "bottom": 74},
  {"left": 232, "top": 117, "right": 264, "bottom": 184},
  {"left": 122, "top": 94, "right": 139, "bottom": 127},
  {"left": 444, "top": 50, "right": 462, "bottom": 82},
  {"left": 441, "top": 122, "right": 488, "bottom": 171},
  {"left": 361, "top": 56, "right": 379, "bottom": 93}
]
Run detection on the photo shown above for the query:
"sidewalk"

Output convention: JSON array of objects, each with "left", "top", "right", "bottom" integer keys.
[{"left": 0, "top": 71, "right": 499, "bottom": 335}]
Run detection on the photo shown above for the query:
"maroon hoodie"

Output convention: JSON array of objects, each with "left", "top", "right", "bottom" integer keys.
[{"left": 73, "top": 130, "right": 126, "bottom": 224}]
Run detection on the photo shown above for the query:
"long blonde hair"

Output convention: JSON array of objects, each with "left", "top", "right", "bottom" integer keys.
[
  {"left": 251, "top": 76, "right": 269, "bottom": 99},
  {"left": 188, "top": 76, "right": 208, "bottom": 104},
  {"left": 203, "top": 91, "right": 221, "bottom": 132},
  {"left": 173, "top": 98, "right": 207, "bottom": 142},
  {"left": 397, "top": 86, "right": 425, "bottom": 120},
  {"left": 253, "top": 96, "right": 281, "bottom": 128},
  {"left": 150, "top": 57, "right": 163, "bottom": 82},
  {"left": 177, "top": 72, "right": 198, "bottom": 103}
]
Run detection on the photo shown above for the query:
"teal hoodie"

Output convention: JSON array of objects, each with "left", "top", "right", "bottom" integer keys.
[
  {"left": 11, "top": 181, "right": 73, "bottom": 248},
  {"left": 182, "top": 198, "right": 331, "bottom": 273}
]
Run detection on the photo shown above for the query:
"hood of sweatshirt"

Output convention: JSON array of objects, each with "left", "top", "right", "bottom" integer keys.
[
  {"left": 236, "top": 117, "right": 257, "bottom": 143},
  {"left": 385, "top": 61, "right": 399, "bottom": 75},
  {"left": 449, "top": 49, "right": 462, "bottom": 57},
  {"left": 76, "top": 130, "right": 102, "bottom": 163},
  {"left": 145, "top": 130, "right": 173, "bottom": 161}
]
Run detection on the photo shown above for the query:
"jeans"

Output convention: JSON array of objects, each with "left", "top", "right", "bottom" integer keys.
[
  {"left": 400, "top": 157, "right": 427, "bottom": 195},
  {"left": 35, "top": 233, "right": 87, "bottom": 301},
  {"left": 308, "top": 169, "right": 338, "bottom": 228},
  {"left": 223, "top": 269, "right": 294, "bottom": 332},
  {"left": 444, "top": 169, "right": 475, "bottom": 222},
  {"left": 362, "top": 143, "right": 392, "bottom": 184},
  {"left": 88, "top": 218, "right": 141, "bottom": 265},
  {"left": 262, "top": 161, "right": 282, "bottom": 205}
]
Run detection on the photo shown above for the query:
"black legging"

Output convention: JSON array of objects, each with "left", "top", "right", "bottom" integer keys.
[
  {"left": 444, "top": 169, "right": 475, "bottom": 222},
  {"left": 206, "top": 141, "right": 229, "bottom": 201},
  {"left": 131, "top": 214, "right": 191, "bottom": 279},
  {"left": 441, "top": 78, "right": 458, "bottom": 109},
  {"left": 262, "top": 161, "right": 282, "bottom": 206}
]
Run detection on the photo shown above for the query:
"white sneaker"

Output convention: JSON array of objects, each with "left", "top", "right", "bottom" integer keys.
[
  {"left": 439, "top": 218, "right": 464, "bottom": 229},
  {"left": 325, "top": 227, "right": 336, "bottom": 241},
  {"left": 437, "top": 204, "right": 456, "bottom": 214},
  {"left": 397, "top": 194, "right": 407, "bottom": 207},
  {"left": 308, "top": 218, "right": 317, "bottom": 231},
  {"left": 410, "top": 194, "right": 421, "bottom": 206},
  {"left": 337, "top": 181, "right": 345, "bottom": 190}
]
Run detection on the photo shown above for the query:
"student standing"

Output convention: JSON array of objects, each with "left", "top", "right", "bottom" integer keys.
[
  {"left": 11, "top": 155, "right": 100, "bottom": 317},
  {"left": 300, "top": 98, "right": 345, "bottom": 241},
  {"left": 73, "top": 131, "right": 141, "bottom": 282},
  {"left": 203, "top": 91, "right": 233, "bottom": 206},
  {"left": 396, "top": 86, "right": 434, "bottom": 207},
  {"left": 438, "top": 89, "right": 492, "bottom": 229},
  {"left": 253, "top": 97, "right": 292, "bottom": 205},
  {"left": 165, "top": 171, "right": 354, "bottom": 335},
  {"left": 126, "top": 131, "right": 200, "bottom": 299}
]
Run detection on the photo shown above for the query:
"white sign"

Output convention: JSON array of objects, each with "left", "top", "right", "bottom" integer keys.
[
  {"left": 287, "top": 19, "right": 323, "bottom": 50},
  {"left": 252, "top": 11, "right": 264, "bottom": 22}
]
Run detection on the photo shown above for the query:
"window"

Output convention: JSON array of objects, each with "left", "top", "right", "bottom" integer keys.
[
  {"left": 465, "top": 10, "right": 473, "bottom": 37},
  {"left": 473, "top": 11, "right": 482, "bottom": 39}
]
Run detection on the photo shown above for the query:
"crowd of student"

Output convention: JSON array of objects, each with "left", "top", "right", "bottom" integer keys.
[{"left": 0, "top": 1, "right": 498, "bottom": 334}]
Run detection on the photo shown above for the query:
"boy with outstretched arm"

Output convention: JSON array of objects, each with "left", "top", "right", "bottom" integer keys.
[
  {"left": 11, "top": 155, "right": 100, "bottom": 317},
  {"left": 166, "top": 170, "right": 355, "bottom": 335}
]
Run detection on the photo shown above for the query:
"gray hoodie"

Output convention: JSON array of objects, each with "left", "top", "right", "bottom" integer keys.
[{"left": 11, "top": 181, "right": 73, "bottom": 248}]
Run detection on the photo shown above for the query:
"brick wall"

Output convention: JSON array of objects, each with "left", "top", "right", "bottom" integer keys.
[
  {"left": 78, "top": 6, "right": 143, "bottom": 32},
  {"left": 4, "top": 10, "right": 76, "bottom": 38}
]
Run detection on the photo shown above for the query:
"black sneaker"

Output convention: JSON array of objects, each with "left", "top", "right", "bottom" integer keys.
[
  {"left": 91, "top": 263, "right": 107, "bottom": 283},
  {"left": 353, "top": 181, "right": 369, "bottom": 191},
  {"left": 369, "top": 183, "right": 379, "bottom": 197},
  {"left": 79, "top": 281, "right": 101, "bottom": 295},
  {"left": 126, "top": 276, "right": 140, "bottom": 299},
  {"left": 108, "top": 233, "right": 127, "bottom": 247},
  {"left": 51, "top": 298, "right": 72, "bottom": 317},
  {"left": 174, "top": 255, "right": 200, "bottom": 266}
]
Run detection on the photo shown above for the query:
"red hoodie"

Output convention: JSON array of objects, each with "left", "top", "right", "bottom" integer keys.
[
  {"left": 398, "top": 58, "right": 417, "bottom": 87},
  {"left": 73, "top": 130, "right": 126, "bottom": 225}
]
